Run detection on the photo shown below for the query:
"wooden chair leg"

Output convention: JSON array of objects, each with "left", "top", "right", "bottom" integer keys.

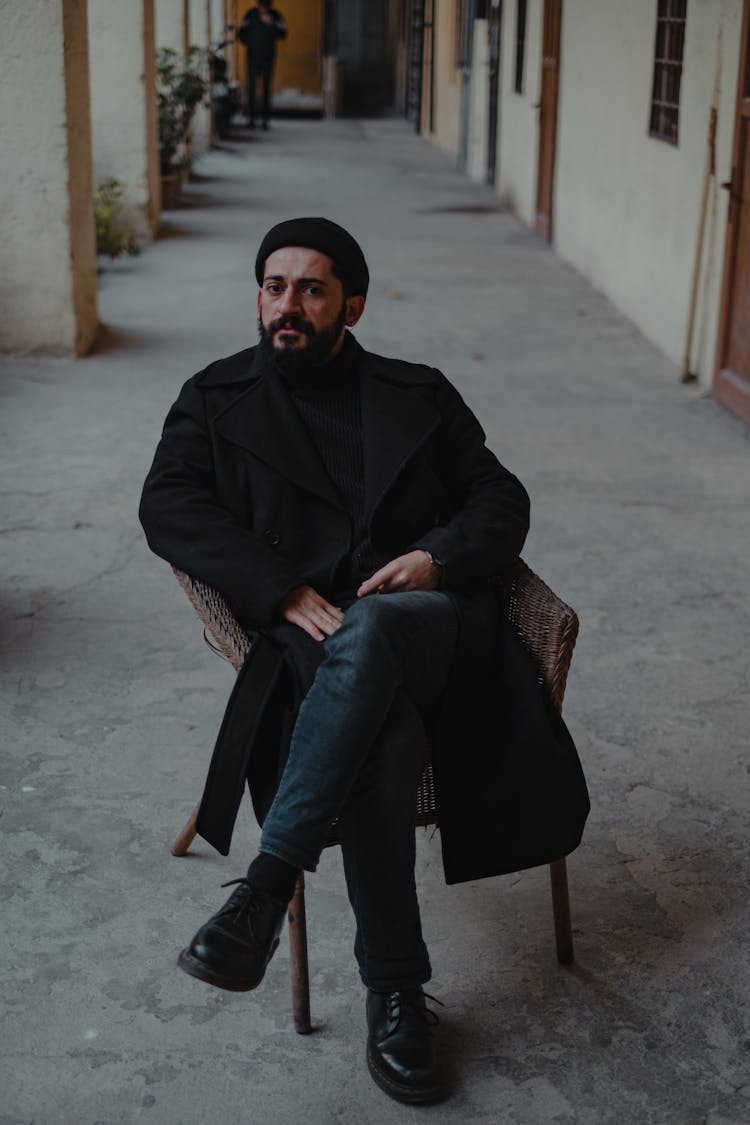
[
  {"left": 288, "top": 873, "right": 312, "bottom": 1034},
  {"left": 171, "top": 804, "right": 200, "bottom": 856},
  {"left": 549, "top": 857, "right": 574, "bottom": 965}
]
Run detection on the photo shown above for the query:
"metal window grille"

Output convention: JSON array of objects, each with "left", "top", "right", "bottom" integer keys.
[
  {"left": 456, "top": 0, "right": 472, "bottom": 69},
  {"left": 649, "top": 0, "right": 687, "bottom": 144},
  {"left": 514, "top": 0, "right": 527, "bottom": 94},
  {"left": 406, "top": 0, "right": 426, "bottom": 130}
]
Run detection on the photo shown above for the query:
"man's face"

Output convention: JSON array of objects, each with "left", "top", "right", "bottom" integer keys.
[{"left": 257, "top": 246, "right": 363, "bottom": 369}]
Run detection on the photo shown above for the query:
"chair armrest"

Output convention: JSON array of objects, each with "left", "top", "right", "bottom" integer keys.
[
  {"left": 497, "top": 561, "right": 579, "bottom": 713},
  {"left": 171, "top": 560, "right": 579, "bottom": 714},
  {"left": 171, "top": 567, "right": 251, "bottom": 673}
]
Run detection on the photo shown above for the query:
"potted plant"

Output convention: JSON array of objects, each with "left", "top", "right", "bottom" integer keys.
[
  {"left": 94, "top": 179, "right": 139, "bottom": 258},
  {"left": 157, "top": 47, "right": 208, "bottom": 207}
]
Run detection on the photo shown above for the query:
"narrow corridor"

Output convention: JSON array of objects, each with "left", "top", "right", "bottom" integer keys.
[{"left": 2, "top": 118, "right": 749, "bottom": 1124}]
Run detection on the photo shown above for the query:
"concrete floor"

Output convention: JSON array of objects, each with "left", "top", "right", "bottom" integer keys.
[{"left": 2, "top": 118, "right": 750, "bottom": 1125}]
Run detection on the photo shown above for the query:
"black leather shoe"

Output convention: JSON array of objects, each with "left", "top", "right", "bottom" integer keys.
[
  {"left": 178, "top": 878, "right": 286, "bottom": 992},
  {"left": 366, "top": 989, "right": 442, "bottom": 1104}
]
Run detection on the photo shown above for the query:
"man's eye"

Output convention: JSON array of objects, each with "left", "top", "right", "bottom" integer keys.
[
  {"left": 266, "top": 284, "right": 283, "bottom": 294},
  {"left": 304, "top": 286, "right": 322, "bottom": 296}
]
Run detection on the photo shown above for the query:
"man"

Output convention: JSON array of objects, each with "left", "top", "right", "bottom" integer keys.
[
  {"left": 238, "top": 0, "right": 287, "bottom": 129},
  {"left": 139, "top": 218, "right": 589, "bottom": 1104}
]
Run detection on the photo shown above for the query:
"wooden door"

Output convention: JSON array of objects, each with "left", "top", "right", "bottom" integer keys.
[
  {"left": 535, "top": 0, "right": 562, "bottom": 240},
  {"left": 715, "top": 0, "right": 750, "bottom": 424}
]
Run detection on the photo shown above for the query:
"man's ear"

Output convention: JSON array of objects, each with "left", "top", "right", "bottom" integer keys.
[
  {"left": 345, "top": 295, "right": 365, "bottom": 327},
  {"left": 256, "top": 290, "right": 262, "bottom": 315}
]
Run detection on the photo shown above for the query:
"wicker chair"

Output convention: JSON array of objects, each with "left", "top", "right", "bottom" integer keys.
[{"left": 170, "top": 561, "right": 580, "bottom": 1034}]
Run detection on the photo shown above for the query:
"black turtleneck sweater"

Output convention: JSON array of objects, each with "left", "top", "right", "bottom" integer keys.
[{"left": 277, "top": 332, "right": 381, "bottom": 598}]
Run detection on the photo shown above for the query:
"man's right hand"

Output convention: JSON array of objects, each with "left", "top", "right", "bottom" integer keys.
[{"left": 279, "top": 585, "right": 344, "bottom": 641}]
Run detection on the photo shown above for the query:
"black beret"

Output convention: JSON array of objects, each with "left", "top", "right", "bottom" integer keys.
[{"left": 255, "top": 217, "right": 369, "bottom": 298}]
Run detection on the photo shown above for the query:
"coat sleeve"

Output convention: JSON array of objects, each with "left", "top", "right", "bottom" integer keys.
[
  {"left": 411, "top": 372, "right": 530, "bottom": 589},
  {"left": 138, "top": 377, "right": 302, "bottom": 628}
]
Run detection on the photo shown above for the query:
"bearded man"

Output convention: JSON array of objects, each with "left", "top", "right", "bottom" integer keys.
[{"left": 139, "top": 217, "right": 589, "bottom": 1104}]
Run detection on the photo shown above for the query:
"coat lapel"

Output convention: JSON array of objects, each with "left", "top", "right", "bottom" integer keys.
[
  {"left": 211, "top": 348, "right": 343, "bottom": 511},
  {"left": 208, "top": 343, "right": 442, "bottom": 519},
  {"left": 359, "top": 352, "right": 442, "bottom": 523}
]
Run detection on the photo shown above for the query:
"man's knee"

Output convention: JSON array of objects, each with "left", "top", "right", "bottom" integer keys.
[
  {"left": 341, "top": 594, "right": 400, "bottom": 639},
  {"left": 324, "top": 595, "right": 400, "bottom": 670}
]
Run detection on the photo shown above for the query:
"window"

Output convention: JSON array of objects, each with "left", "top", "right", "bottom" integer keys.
[
  {"left": 649, "top": 0, "right": 688, "bottom": 144},
  {"left": 514, "top": 0, "right": 527, "bottom": 94}
]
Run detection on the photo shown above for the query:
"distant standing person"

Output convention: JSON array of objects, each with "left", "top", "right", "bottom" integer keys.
[{"left": 238, "top": 0, "right": 287, "bottom": 129}]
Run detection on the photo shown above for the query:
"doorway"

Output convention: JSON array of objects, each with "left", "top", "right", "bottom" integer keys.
[
  {"left": 535, "top": 0, "right": 562, "bottom": 240},
  {"left": 714, "top": 0, "right": 750, "bottom": 423}
]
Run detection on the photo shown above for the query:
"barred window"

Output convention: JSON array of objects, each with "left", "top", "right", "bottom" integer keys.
[
  {"left": 456, "top": 0, "right": 471, "bottom": 69},
  {"left": 514, "top": 0, "right": 527, "bottom": 94},
  {"left": 649, "top": 0, "right": 687, "bottom": 144}
]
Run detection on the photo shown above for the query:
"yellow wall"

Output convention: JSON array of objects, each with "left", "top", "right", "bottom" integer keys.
[
  {"left": 233, "top": 0, "right": 323, "bottom": 98},
  {"left": 422, "top": 0, "right": 463, "bottom": 160}
]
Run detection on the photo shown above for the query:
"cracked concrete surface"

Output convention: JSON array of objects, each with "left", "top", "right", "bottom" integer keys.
[{"left": 2, "top": 118, "right": 749, "bottom": 1125}]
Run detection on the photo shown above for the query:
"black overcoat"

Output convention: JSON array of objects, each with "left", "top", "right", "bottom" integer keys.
[{"left": 139, "top": 339, "right": 589, "bottom": 883}]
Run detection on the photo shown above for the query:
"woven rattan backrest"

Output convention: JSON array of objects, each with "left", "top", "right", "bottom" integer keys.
[
  {"left": 496, "top": 561, "right": 579, "bottom": 713},
  {"left": 171, "top": 562, "right": 579, "bottom": 826},
  {"left": 173, "top": 568, "right": 251, "bottom": 673}
]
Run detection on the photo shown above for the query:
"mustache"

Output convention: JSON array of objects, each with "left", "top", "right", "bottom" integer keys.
[{"left": 268, "top": 315, "right": 315, "bottom": 337}]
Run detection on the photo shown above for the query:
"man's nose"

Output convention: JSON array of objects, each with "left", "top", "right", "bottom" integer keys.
[{"left": 278, "top": 287, "right": 300, "bottom": 314}]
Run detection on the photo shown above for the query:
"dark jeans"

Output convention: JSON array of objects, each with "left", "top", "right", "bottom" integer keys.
[
  {"left": 247, "top": 56, "right": 273, "bottom": 124},
  {"left": 259, "top": 590, "right": 458, "bottom": 991}
]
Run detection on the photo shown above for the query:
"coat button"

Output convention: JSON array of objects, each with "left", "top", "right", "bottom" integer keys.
[{"left": 264, "top": 529, "right": 281, "bottom": 546}]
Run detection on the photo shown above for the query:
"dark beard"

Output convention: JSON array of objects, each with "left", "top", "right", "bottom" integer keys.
[{"left": 258, "top": 308, "right": 347, "bottom": 374}]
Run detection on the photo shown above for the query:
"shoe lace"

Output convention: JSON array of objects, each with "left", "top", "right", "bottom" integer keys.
[
  {"left": 217, "top": 877, "right": 263, "bottom": 920},
  {"left": 387, "top": 990, "right": 443, "bottom": 1029}
]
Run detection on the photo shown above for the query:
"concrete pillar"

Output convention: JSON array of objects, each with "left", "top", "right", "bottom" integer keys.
[
  {"left": 210, "top": 0, "right": 228, "bottom": 42},
  {"left": 189, "top": 0, "right": 212, "bottom": 154},
  {"left": 218, "top": 0, "right": 238, "bottom": 86},
  {"left": 89, "top": 0, "right": 160, "bottom": 242},
  {"left": 156, "top": 0, "right": 189, "bottom": 54},
  {"left": 0, "top": 0, "right": 98, "bottom": 355}
]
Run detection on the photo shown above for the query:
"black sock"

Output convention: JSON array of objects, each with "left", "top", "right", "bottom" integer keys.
[{"left": 246, "top": 852, "right": 299, "bottom": 904}]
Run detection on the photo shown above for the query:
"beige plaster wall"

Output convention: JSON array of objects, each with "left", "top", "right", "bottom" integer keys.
[
  {"left": 0, "top": 0, "right": 98, "bottom": 354},
  {"left": 495, "top": 0, "right": 542, "bottom": 228},
  {"left": 553, "top": 0, "right": 743, "bottom": 386},
  {"left": 89, "top": 0, "right": 160, "bottom": 242},
  {"left": 422, "top": 0, "right": 464, "bottom": 160}
]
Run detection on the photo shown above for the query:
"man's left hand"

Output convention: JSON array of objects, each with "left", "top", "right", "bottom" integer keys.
[{"left": 357, "top": 551, "right": 441, "bottom": 597}]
